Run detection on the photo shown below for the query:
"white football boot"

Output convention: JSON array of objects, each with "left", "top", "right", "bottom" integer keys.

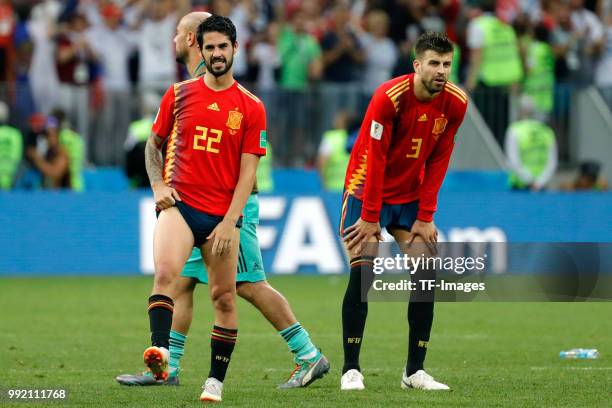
[
  {"left": 340, "top": 369, "right": 365, "bottom": 390},
  {"left": 401, "top": 369, "right": 450, "bottom": 390},
  {"left": 200, "top": 377, "right": 223, "bottom": 402}
]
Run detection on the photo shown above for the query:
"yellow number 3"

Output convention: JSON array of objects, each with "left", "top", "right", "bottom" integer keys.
[
  {"left": 193, "top": 126, "right": 222, "bottom": 153},
  {"left": 406, "top": 138, "right": 422, "bottom": 159}
]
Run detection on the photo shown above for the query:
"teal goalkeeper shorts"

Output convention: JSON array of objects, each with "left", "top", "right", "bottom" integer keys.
[{"left": 181, "top": 194, "right": 265, "bottom": 284}]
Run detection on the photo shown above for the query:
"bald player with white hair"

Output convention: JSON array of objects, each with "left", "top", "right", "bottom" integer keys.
[
  {"left": 116, "top": 12, "right": 329, "bottom": 388},
  {"left": 174, "top": 11, "right": 212, "bottom": 77}
]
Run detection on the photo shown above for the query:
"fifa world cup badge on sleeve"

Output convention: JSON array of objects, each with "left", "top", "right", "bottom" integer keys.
[
  {"left": 259, "top": 130, "right": 267, "bottom": 149},
  {"left": 370, "top": 120, "right": 383, "bottom": 140}
]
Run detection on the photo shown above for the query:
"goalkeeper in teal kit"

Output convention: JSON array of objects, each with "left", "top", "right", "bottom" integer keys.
[{"left": 116, "top": 12, "right": 328, "bottom": 388}]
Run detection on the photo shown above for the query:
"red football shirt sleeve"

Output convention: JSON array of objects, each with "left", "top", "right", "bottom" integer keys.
[
  {"left": 360, "top": 88, "right": 397, "bottom": 223},
  {"left": 151, "top": 85, "right": 175, "bottom": 142},
  {"left": 242, "top": 102, "right": 267, "bottom": 156},
  {"left": 417, "top": 102, "right": 468, "bottom": 222}
]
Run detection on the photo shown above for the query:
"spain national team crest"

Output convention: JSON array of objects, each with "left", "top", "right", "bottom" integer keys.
[
  {"left": 226, "top": 110, "right": 243, "bottom": 134},
  {"left": 432, "top": 117, "right": 448, "bottom": 136}
]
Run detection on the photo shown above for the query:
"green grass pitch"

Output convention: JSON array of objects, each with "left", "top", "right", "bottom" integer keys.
[{"left": 2, "top": 275, "right": 611, "bottom": 407}]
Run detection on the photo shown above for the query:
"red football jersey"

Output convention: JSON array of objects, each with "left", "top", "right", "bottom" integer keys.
[
  {"left": 152, "top": 77, "right": 267, "bottom": 216},
  {"left": 344, "top": 73, "right": 468, "bottom": 223}
]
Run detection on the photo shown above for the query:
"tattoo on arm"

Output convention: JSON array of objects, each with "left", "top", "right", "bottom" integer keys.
[{"left": 145, "top": 135, "right": 164, "bottom": 186}]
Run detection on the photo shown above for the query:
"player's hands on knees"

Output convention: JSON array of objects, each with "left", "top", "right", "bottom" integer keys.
[
  {"left": 152, "top": 181, "right": 182, "bottom": 210},
  {"left": 409, "top": 219, "right": 438, "bottom": 252},
  {"left": 208, "top": 219, "right": 237, "bottom": 256},
  {"left": 343, "top": 217, "right": 383, "bottom": 254}
]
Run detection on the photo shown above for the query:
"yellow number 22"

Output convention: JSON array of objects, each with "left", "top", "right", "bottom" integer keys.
[{"left": 193, "top": 126, "right": 222, "bottom": 153}]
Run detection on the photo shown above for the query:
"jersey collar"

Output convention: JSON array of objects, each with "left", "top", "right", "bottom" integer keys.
[{"left": 193, "top": 60, "right": 207, "bottom": 78}]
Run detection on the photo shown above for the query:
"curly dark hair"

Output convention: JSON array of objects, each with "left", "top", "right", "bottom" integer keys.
[
  {"left": 196, "top": 15, "right": 237, "bottom": 50},
  {"left": 414, "top": 32, "right": 454, "bottom": 57}
]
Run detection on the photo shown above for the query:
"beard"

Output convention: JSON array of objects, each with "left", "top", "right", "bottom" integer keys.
[
  {"left": 422, "top": 76, "right": 446, "bottom": 95},
  {"left": 175, "top": 52, "right": 187, "bottom": 65},
  {"left": 205, "top": 55, "right": 233, "bottom": 77}
]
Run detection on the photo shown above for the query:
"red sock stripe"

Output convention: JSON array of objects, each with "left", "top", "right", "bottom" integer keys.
[
  {"left": 148, "top": 301, "right": 174, "bottom": 312},
  {"left": 211, "top": 328, "right": 237, "bottom": 343},
  {"left": 211, "top": 334, "right": 237, "bottom": 344},
  {"left": 350, "top": 259, "right": 374, "bottom": 268},
  {"left": 212, "top": 329, "right": 237, "bottom": 338}
]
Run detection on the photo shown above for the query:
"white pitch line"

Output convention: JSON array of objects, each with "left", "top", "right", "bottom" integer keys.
[
  {"left": 530, "top": 367, "right": 612, "bottom": 370},
  {"left": 562, "top": 367, "right": 612, "bottom": 370}
]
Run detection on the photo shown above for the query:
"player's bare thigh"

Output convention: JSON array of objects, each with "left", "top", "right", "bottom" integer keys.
[
  {"left": 200, "top": 228, "right": 240, "bottom": 295},
  {"left": 389, "top": 227, "right": 437, "bottom": 302},
  {"left": 342, "top": 235, "right": 380, "bottom": 260},
  {"left": 388, "top": 227, "right": 436, "bottom": 258},
  {"left": 152, "top": 207, "right": 195, "bottom": 295}
]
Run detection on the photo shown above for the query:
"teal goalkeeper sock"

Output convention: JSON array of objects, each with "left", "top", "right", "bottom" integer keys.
[
  {"left": 169, "top": 330, "right": 187, "bottom": 375},
  {"left": 279, "top": 322, "right": 320, "bottom": 363}
]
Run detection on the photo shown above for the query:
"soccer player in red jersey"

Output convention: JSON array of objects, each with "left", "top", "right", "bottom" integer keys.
[
  {"left": 339, "top": 32, "right": 468, "bottom": 391},
  {"left": 142, "top": 15, "right": 265, "bottom": 402},
  {"left": 117, "top": 11, "right": 328, "bottom": 390}
]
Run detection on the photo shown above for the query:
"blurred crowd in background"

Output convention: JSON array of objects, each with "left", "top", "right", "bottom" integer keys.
[{"left": 0, "top": 0, "right": 610, "bottom": 192}]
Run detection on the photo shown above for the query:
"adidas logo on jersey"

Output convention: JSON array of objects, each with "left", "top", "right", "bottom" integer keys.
[
  {"left": 207, "top": 102, "right": 220, "bottom": 111},
  {"left": 418, "top": 113, "right": 428, "bottom": 122}
]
